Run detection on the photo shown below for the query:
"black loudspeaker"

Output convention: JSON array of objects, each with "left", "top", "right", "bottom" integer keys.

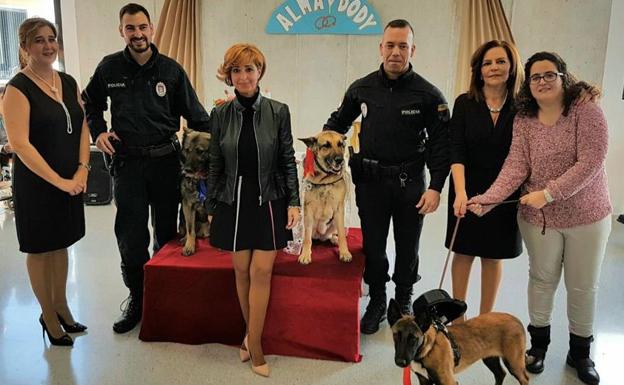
[{"left": 84, "top": 146, "right": 113, "bottom": 205}]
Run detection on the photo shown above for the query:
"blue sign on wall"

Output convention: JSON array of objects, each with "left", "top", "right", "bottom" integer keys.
[{"left": 266, "top": 0, "right": 383, "bottom": 35}]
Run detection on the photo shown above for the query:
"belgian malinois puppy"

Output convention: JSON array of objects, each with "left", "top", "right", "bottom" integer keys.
[
  {"left": 180, "top": 128, "right": 211, "bottom": 256},
  {"left": 298, "top": 130, "right": 352, "bottom": 264},
  {"left": 388, "top": 298, "right": 529, "bottom": 385}
]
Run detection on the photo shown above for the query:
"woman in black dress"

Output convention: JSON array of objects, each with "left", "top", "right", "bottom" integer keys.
[
  {"left": 446, "top": 40, "right": 524, "bottom": 320},
  {"left": 3, "top": 18, "right": 90, "bottom": 346},
  {"left": 206, "top": 43, "right": 300, "bottom": 377}
]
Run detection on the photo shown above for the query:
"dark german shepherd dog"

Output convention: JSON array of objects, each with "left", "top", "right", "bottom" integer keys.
[
  {"left": 179, "top": 128, "right": 211, "bottom": 256},
  {"left": 388, "top": 298, "right": 529, "bottom": 385}
]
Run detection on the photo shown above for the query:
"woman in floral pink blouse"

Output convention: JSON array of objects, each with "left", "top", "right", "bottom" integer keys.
[{"left": 468, "top": 52, "right": 611, "bottom": 385}]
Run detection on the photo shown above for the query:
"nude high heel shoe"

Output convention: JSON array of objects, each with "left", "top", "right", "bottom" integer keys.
[
  {"left": 239, "top": 335, "right": 250, "bottom": 362},
  {"left": 244, "top": 337, "right": 270, "bottom": 377}
]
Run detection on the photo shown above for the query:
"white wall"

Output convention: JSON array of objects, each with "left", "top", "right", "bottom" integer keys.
[
  {"left": 59, "top": 0, "right": 80, "bottom": 83},
  {"left": 200, "top": 0, "right": 458, "bottom": 143},
  {"left": 507, "top": 0, "right": 612, "bottom": 86}
]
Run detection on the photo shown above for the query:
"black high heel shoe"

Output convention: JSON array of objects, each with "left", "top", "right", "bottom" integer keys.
[
  {"left": 39, "top": 314, "right": 73, "bottom": 346},
  {"left": 57, "top": 313, "right": 88, "bottom": 333}
]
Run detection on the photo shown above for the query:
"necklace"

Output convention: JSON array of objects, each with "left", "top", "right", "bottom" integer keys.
[
  {"left": 486, "top": 92, "right": 507, "bottom": 113},
  {"left": 28, "top": 67, "right": 73, "bottom": 134},
  {"left": 28, "top": 67, "right": 58, "bottom": 94}
]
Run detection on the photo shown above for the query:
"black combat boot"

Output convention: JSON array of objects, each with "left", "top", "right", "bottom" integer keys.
[
  {"left": 525, "top": 324, "right": 550, "bottom": 373},
  {"left": 112, "top": 290, "right": 143, "bottom": 334},
  {"left": 567, "top": 334, "right": 600, "bottom": 384},
  {"left": 394, "top": 284, "right": 413, "bottom": 315},
  {"left": 360, "top": 284, "right": 387, "bottom": 334}
]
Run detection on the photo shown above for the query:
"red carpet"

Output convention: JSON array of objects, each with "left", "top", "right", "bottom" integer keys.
[{"left": 139, "top": 229, "right": 365, "bottom": 362}]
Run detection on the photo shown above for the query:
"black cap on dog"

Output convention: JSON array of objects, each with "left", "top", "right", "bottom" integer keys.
[{"left": 412, "top": 289, "right": 467, "bottom": 325}]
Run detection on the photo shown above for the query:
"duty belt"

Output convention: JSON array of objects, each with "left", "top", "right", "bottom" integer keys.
[
  {"left": 362, "top": 158, "right": 424, "bottom": 177},
  {"left": 120, "top": 139, "right": 181, "bottom": 158}
]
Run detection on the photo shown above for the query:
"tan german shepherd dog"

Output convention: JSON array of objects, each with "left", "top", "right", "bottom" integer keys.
[
  {"left": 388, "top": 299, "right": 529, "bottom": 385},
  {"left": 298, "top": 130, "right": 352, "bottom": 264},
  {"left": 179, "top": 128, "right": 211, "bottom": 256}
]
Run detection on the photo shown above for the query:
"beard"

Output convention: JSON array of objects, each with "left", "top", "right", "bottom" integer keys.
[{"left": 128, "top": 38, "right": 150, "bottom": 53}]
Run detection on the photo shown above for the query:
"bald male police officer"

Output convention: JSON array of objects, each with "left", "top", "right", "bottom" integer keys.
[
  {"left": 83, "top": 3, "right": 209, "bottom": 334},
  {"left": 324, "top": 19, "right": 450, "bottom": 334}
]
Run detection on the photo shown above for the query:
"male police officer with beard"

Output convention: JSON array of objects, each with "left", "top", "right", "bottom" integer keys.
[
  {"left": 324, "top": 19, "right": 449, "bottom": 334},
  {"left": 83, "top": 3, "right": 209, "bottom": 334}
]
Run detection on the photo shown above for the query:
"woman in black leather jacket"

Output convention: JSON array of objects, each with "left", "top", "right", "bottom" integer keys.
[{"left": 206, "top": 43, "right": 300, "bottom": 377}]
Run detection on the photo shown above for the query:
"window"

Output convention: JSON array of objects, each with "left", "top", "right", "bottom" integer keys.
[
  {"left": 0, "top": 0, "right": 61, "bottom": 84},
  {"left": 0, "top": 7, "right": 27, "bottom": 82}
]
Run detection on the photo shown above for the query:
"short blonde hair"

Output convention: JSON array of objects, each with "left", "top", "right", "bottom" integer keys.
[{"left": 217, "top": 43, "right": 266, "bottom": 86}]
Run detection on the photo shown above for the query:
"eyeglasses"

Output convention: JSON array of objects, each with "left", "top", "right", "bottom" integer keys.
[{"left": 529, "top": 71, "right": 564, "bottom": 84}]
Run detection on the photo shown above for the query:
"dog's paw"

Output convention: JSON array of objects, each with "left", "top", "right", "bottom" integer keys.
[
  {"left": 182, "top": 243, "right": 196, "bottom": 256},
  {"left": 298, "top": 252, "right": 312, "bottom": 265},
  {"left": 339, "top": 250, "right": 352, "bottom": 263}
]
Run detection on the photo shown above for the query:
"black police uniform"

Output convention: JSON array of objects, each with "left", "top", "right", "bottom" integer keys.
[
  {"left": 325, "top": 63, "right": 449, "bottom": 319},
  {"left": 83, "top": 44, "right": 209, "bottom": 300}
]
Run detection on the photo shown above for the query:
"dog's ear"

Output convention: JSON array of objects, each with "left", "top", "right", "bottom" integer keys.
[
  {"left": 183, "top": 127, "right": 192, "bottom": 135},
  {"left": 413, "top": 306, "right": 431, "bottom": 332},
  {"left": 387, "top": 298, "right": 402, "bottom": 327},
  {"left": 298, "top": 136, "right": 317, "bottom": 148}
]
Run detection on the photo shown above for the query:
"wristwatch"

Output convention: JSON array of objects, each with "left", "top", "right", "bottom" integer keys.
[
  {"left": 78, "top": 162, "right": 92, "bottom": 172},
  {"left": 543, "top": 189, "right": 554, "bottom": 203}
]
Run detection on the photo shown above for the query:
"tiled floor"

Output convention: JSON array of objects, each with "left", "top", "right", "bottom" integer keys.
[{"left": 0, "top": 203, "right": 622, "bottom": 385}]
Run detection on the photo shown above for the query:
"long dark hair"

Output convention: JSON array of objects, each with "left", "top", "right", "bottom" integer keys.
[
  {"left": 467, "top": 40, "right": 523, "bottom": 102},
  {"left": 516, "top": 51, "right": 588, "bottom": 117}
]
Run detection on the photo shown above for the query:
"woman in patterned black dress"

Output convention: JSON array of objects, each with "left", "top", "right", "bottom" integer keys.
[{"left": 3, "top": 18, "right": 91, "bottom": 346}]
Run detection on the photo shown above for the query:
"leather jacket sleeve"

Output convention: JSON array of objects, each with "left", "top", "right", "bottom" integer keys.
[
  {"left": 205, "top": 107, "right": 223, "bottom": 214},
  {"left": 278, "top": 104, "right": 300, "bottom": 207}
]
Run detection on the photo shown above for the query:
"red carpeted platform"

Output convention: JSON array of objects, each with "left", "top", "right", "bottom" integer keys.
[{"left": 139, "top": 229, "right": 365, "bottom": 362}]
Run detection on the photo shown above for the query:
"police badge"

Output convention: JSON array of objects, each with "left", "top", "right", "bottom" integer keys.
[
  {"left": 360, "top": 102, "right": 368, "bottom": 118},
  {"left": 155, "top": 81, "right": 167, "bottom": 97}
]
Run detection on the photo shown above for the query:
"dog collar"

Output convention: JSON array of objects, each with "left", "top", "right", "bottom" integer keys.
[{"left": 303, "top": 175, "right": 344, "bottom": 189}]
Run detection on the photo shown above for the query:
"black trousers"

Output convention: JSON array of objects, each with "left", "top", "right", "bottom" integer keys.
[
  {"left": 112, "top": 152, "right": 180, "bottom": 292},
  {"left": 355, "top": 170, "right": 425, "bottom": 287}
]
